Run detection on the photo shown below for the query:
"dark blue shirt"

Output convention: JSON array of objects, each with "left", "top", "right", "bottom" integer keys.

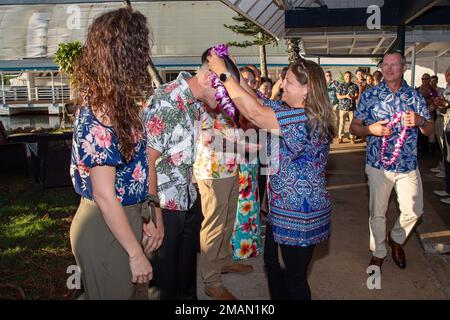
[
  {"left": 337, "top": 81, "right": 359, "bottom": 111},
  {"left": 70, "top": 107, "right": 148, "bottom": 206}
]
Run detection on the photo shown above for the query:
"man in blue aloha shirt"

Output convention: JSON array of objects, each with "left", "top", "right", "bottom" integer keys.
[
  {"left": 350, "top": 50, "right": 434, "bottom": 272},
  {"left": 326, "top": 71, "right": 340, "bottom": 129},
  {"left": 337, "top": 71, "right": 359, "bottom": 143}
]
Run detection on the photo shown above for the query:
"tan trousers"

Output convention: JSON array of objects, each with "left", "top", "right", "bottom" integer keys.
[
  {"left": 197, "top": 175, "right": 239, "bottom": 288},
  {"left": 436, "top": 115, "right": 445, "bottom": 150},
  {"left": 70, "top": 198, "right": 144, "bottom": 300},
  {"left": 333, "top": 104, "right": 340, "bottom": 130},
  {"left": 366, "top": 165, "right": 424, "bottom": 259},
  {"left": 436, "top": 115, "right": 445, "bottom": 169},
  {"left": 339, "top": 110, "right": 355, "bottom": 139}
]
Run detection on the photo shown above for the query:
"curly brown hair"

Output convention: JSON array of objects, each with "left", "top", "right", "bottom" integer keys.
[{"left": 73, "top": 7, "right": 153, "bottom": 162}]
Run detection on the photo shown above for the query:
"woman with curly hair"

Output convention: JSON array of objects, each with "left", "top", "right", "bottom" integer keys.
[{"left": 69, "top": 7, "right": 156, "bottom": 299}]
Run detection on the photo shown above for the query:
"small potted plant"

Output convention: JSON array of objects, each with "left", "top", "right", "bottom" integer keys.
[{"left": 54, "top": 40, "right": 83, "bottom": 127}]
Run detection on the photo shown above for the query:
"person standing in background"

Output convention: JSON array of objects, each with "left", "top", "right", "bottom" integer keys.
[
  {"left": 336, "top": 71, "right": 359, "bottom": 144},
  {"left": 326, "top": 71, "right": 340, "bottom": 131}
]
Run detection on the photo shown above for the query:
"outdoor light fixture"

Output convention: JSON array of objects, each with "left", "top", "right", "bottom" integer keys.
[{"left": 295, "top": 0, "right": 328, "bottom": 10}]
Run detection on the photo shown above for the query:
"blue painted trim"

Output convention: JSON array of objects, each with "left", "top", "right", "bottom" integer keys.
[
  {"left": 0, "top": 63, "right": 377, "bottom": 72},
  {"left": 0, "top": 67, "right": 59, "bottom": 71}
]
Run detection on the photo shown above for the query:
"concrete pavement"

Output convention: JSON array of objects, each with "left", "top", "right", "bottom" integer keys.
[{"left": 195, "top": 140, "right": 450, "bottom": 300}]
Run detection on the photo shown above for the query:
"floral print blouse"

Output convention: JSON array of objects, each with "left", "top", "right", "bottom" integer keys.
[
  {"left": 194, "top": 107, "right": 240, "bottom": 180},
  {"left": 70, "top": 106, "right": 148, "bottom": 206}
]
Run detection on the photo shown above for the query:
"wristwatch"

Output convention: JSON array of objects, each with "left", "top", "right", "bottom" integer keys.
[{"left": 219, "top": 72, "right": 231, "bottom": 82}]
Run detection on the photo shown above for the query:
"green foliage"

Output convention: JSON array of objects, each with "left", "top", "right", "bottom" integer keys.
[
  {"left": 224, "top": 14, "right": 278, "bottom": 48},
  {"left": 1, "top": 75, "right": 16, "bottom": 86},
  {"left": 54, "top": 40, "right": 83, "bottom": 82},
  {"left": 0, "top": 173, "right": 79, "bottom": 299},
  {"left": 286, "top": 39, "right": 301, "bottom": 64}
]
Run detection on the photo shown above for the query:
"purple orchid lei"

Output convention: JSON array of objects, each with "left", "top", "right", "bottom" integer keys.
[
  {"left": 380, "top": 112, "right": 409, "bottom": 168},
  {"left": 209, "top": 44, "right": 238, "bottom": 121}
]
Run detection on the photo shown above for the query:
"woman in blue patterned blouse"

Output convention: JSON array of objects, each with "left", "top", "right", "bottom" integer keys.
[
  {"left": 69, "top": 8, "right": 156, "bottom": 299},
  {"left": 208, "top": 52, "right": 336, "bottom": 300}
]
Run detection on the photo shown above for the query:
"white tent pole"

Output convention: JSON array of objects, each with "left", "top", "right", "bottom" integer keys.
[
  {"left": 51, "top": 72, "right": 55, "bottom": 104},
  {"left": 60, "top": 72, "right": 64, "bottom": 105}
]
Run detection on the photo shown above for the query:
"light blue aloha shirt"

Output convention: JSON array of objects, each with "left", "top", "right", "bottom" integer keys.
[{"left": 354, "top": 80, "right": 431, "bottom": 173}]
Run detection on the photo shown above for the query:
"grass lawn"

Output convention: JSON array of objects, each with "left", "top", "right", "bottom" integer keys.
[{"left": 0, "top": 172, "right": 80, "bottom": 299}]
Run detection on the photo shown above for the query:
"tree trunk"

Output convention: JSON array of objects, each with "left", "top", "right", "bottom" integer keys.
[
  {"left": 259, "top": 43, "right": 268, "bottom": 78},
  {"left": 258, "top": 32, "right": 268, "bottom": 77},
  {"left": 287, "top": 39, "right": 301, "bottom": 64},
  {"left": 125, "top": 0, "right": 162, "bottom": 88},
  {"left": 148, "top": 59, "right": 163, "bottom": 88}
]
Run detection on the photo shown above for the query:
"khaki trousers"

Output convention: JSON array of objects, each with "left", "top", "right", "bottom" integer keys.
[
  {"left": 332, "top": 104, "right": 340, "bottom": 130},
  {"left": 70, "top": 198, "right": 144, "bottom": 300},
  {"left": 436, "top": 115, "right": 445, "bottom": 169},
  {"left": 197, "top": 176, "right": 239, "bottom": 288},
  {"left": 435, "top": 115, "right": 444, "bottom": 148},
  {"left": 366, "top": 165, "right": 424, "bottom": 259},
  {"left": 339, "top": 110, "right": 355, "bottom": 139}
]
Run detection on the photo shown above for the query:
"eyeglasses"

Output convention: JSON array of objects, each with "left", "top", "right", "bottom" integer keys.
[
  {"left": 380, "top": 63, "right": 404, "bottom": 69},
  {"left": 421, "top": 78, "right": 430, "bottom": 80}
]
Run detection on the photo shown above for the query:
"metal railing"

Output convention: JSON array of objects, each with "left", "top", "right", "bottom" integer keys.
[
  {"left": 0, "top": 85, "right": 70, "bottom": 103},
  {"left": 1, "top": 71, "right": 71, "bottom": 107}
]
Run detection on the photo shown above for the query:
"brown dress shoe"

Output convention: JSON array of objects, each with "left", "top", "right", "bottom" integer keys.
[
  {"left": 221, "top": 263, "right": 253, "bottom": 274},
  {"left": 369, "top": 256, "right": 384, "bottom": 269},
  {"left": 204, "top": 286, "right": 237, "bottom": 300},
  {"left": 337, "top": 138, "right": 344, "bottom": 144},
  {"left": 388, "top": 234, "right": 406, "bottom": 269}
]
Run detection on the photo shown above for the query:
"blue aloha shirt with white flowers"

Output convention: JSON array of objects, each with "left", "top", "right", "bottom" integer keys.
[
  {"left": 354, "top": 80, "right": 430, "bottom": 173},
  {"left": 337, "top": 81, "right": 359, "bottom": 111},
  {"left": 70, "top": 106, "right": 149, "bottom": 206}
]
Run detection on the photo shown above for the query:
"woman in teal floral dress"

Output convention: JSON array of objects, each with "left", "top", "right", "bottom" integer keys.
[{"left": 231, "top": 120, "right": 262, "bottom": 260}]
